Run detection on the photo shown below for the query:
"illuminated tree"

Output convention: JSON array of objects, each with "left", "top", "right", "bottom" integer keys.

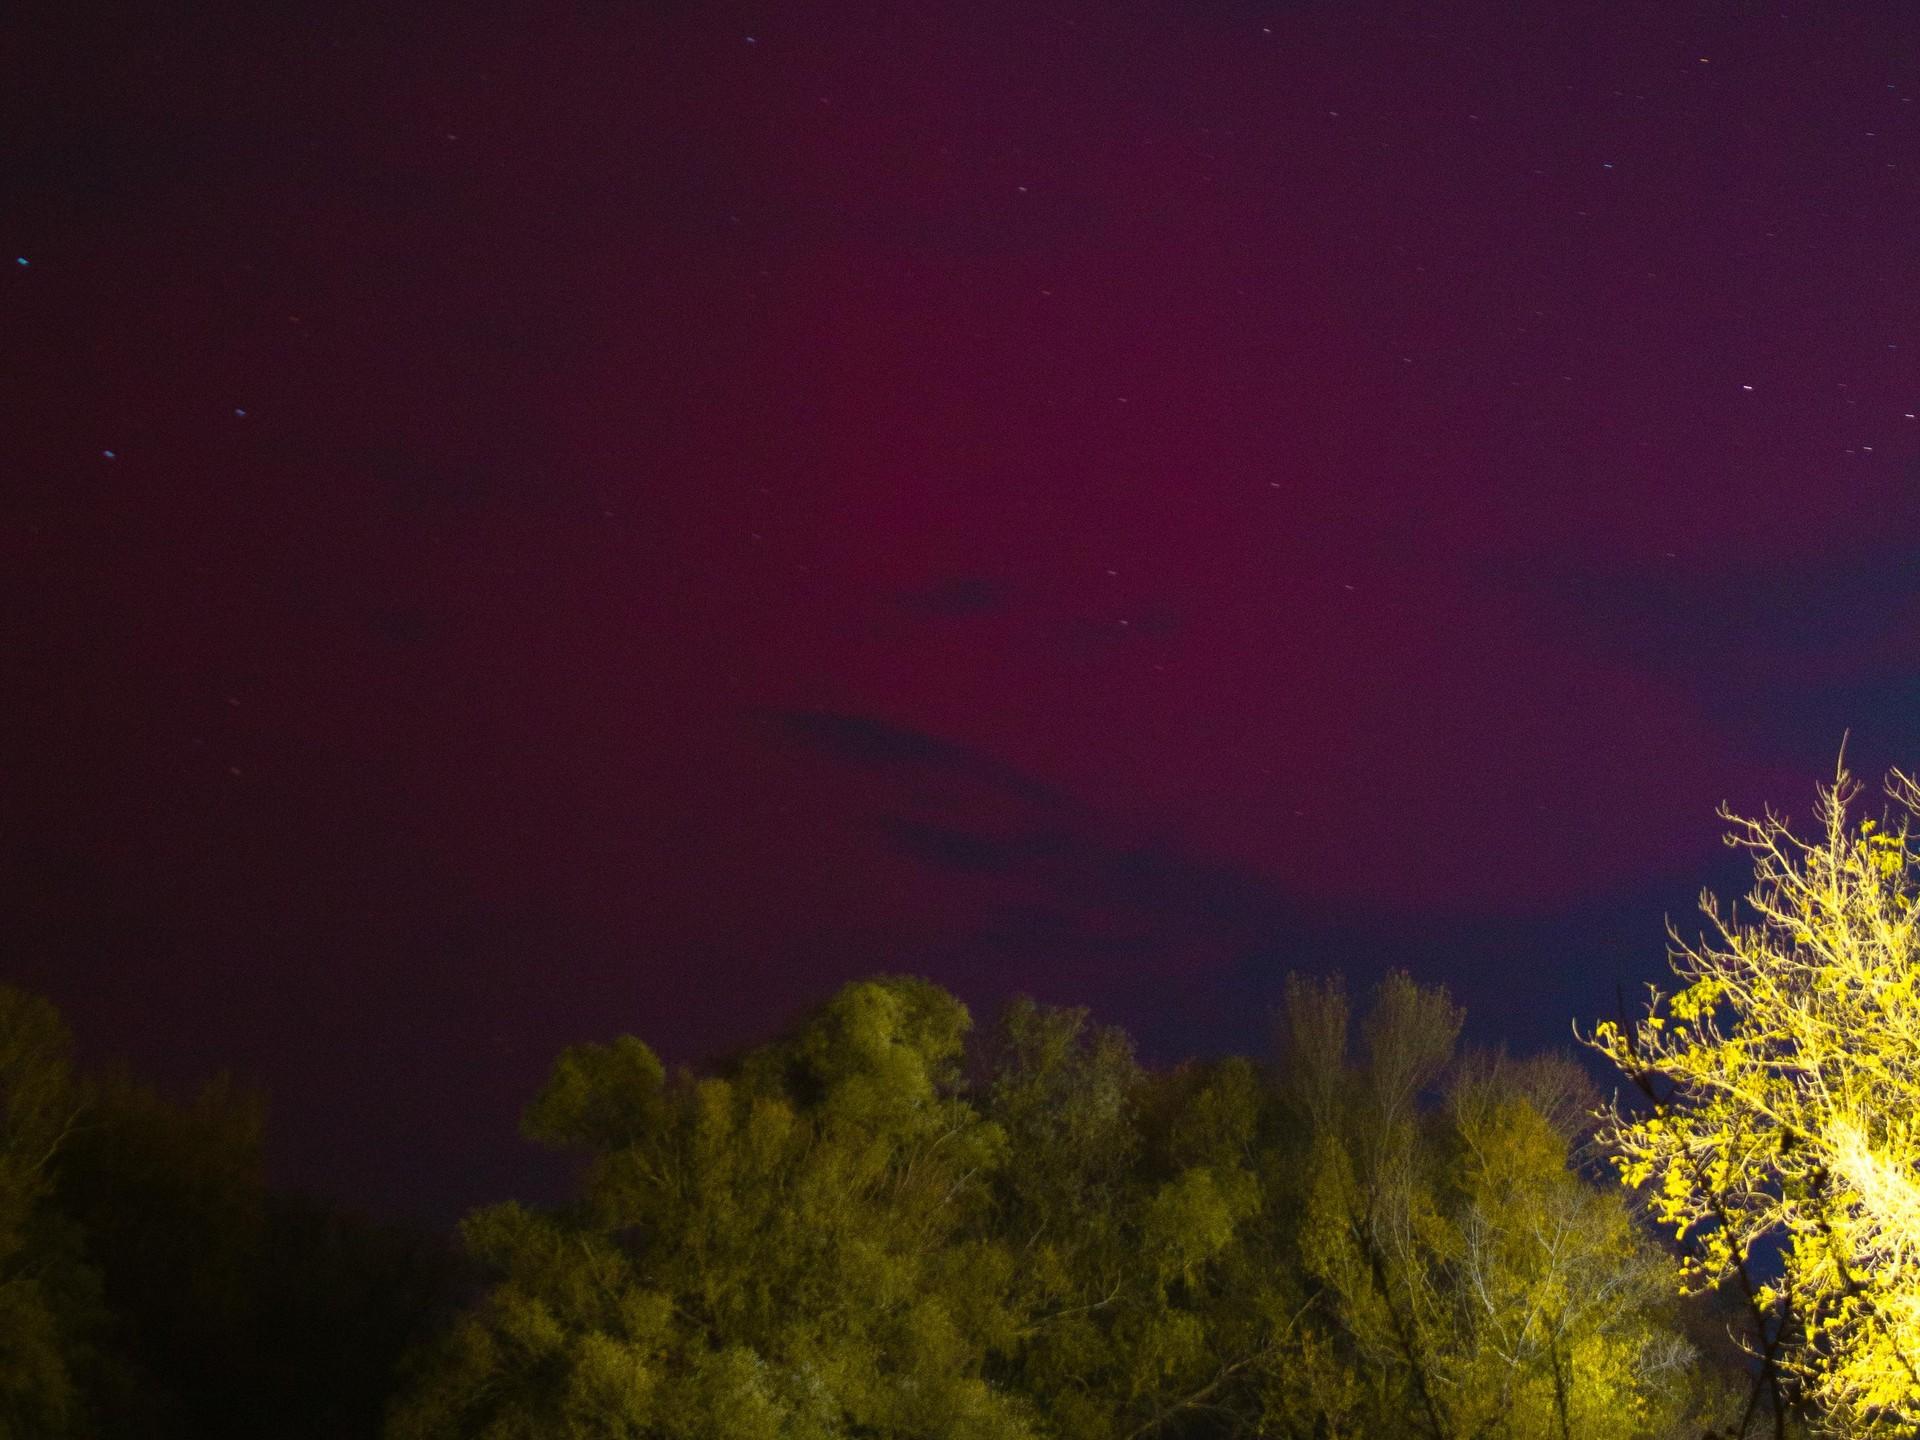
[
  {"left": 1589, "top": 764, "right": 1920, "bottom": 1432},
  {"left": 1277, "top": 973, "right": 1697, "bottom": 1440},
  {"left": 388, "top": 977, "right": 1035, "bottom": 1440},
  {"left": 396, "top": 970, "right": 1736, "bottom": 1438},
  {"left": 1444, "top": 1055, "right": 1695, "bottom": 1440},
  {"left": 979, "top": 999, "right": 1286, "bottom": 1439}
]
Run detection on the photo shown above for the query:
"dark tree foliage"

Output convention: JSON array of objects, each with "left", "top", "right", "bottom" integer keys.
[
  {"left": 54, "top": 1069, "right": 268, "bottom": 1434},
  {"left": 0, "top": 994, "right": 463, "bottom": 1440},
  {"left": 0, "top": 987, "right": 97, "bottom": 1438},
  {"left": 245, "top": 1193, "right": 471, "bottom": 1439}
]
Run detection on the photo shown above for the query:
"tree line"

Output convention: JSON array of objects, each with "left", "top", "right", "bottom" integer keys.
[
  {"left": 9, "top": 763, "right": 1920, "bottom": 1437},
  {"left": 0, "top": 989, "right": 459, "bottom": 1437}
]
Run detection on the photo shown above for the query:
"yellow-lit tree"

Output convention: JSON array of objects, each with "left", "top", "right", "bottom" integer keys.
[
  {"left": 1277, "top": 973, "right": 1698, "bottom": 1440},
  {"left": 1589, "top": 763, "right": 1920, "bottom": 1433}
]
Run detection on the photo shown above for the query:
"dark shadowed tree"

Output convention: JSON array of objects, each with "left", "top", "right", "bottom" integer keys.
[
  {"left": 0, "top": 986, "right": 96, "bottom": 1438},
  {"left": 53, "top": 1062, "right": 463, "bottom": 1438},
  {"left": 55, "top": 1069, "right": 266, "bottom": 1436},
  {"left": 250, "top": 1193, "right": 468, "bottom": 1439}
]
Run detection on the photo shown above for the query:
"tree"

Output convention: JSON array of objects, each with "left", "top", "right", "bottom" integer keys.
[
  {"left": 976, "top": 998, "right": 1285, "bottom": 1439},
  {"left": 1444, "top": 1053, "right": 1695, "bottom": 1440},
  {"left": 0, "top": 986, "right": 96, "bottom": 1438},
  {"left": 973, "top": 997, "right": 1141, "bottom": 1439},
  {"left": 393, "top": 969, "right": 1729, "bottom": 1437},
  {"left": 245, "top": 1195, "right": 465, "bottom": 1440},
  {"left": 389, "top": 977, "right": 1034, "bottom": 1439},
  {"left": 54, "top": 1068, "right": 266, "bottom": 1436},
  {"left": 1276, "top": 972, "right": 1697, "bottom": 1440},
  {"left": 1589, "top": 764, "right": 1920, "bottom": 1433}
]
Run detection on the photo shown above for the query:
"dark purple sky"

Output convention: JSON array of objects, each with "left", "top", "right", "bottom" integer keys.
[{"left": 7, "top": 0, "right": 1920, "bottom": 1221}]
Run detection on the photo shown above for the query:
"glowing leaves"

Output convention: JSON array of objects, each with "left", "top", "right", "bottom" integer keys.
[{"left": 1587, "top": 764, "right": 1920, "bottom": 1431}]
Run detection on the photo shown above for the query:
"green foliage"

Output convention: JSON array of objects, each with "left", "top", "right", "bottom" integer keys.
[
  {"left": 1269, "top": 973, "right": 1704, "bottom": 1440},
  {"left": 979, "top": 1000, "right": 1285, "bottom": 1439},
  {"left": 0, "top": 970, "right": 1752, "bottom": 1440},
  {"left": 400, "top": 971, "right": 1725, "bottom": 1439},
  {"left": 391, "top": 977, "right": 1033, "bottom": 1439}
]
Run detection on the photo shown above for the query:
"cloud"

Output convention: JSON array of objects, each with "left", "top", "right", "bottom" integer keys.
[
  {"left": 1498, "top": 546, "right": 1920, "bottom": 672},
  {"left": 757, "top": 703, "right": 1766, "bottom": 1055},
  {"left": 764, "top": 707, "right": 1307, "bottom": 988},
  {"left": 764, "top": 709, "right": 1072, "bottom": 808},
  {"left": 897, "top": 575, "right": 1006, "bottom": 618},
  {"left": 1492, "top": 547, "right": 1920, "bottom": 764},
  {"left": 880, "top": 818, "right": 1044, "bottom": 873}
]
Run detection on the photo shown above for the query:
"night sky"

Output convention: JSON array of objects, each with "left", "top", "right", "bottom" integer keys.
[{"left": 8, "top": 1, "right": 1920, "bottom": 1223}]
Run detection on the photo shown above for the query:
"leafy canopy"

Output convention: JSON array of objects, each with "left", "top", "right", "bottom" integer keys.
[
  {"left": 390, "top": 976, "right": 1032, "bottom": 1440},
  {"left": 1589, "top": 764, "right": 1920, "bottom": 1431}
]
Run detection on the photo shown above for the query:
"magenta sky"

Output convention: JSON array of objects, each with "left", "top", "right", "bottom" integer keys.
[{"left": 8, "top": 0, "right": 1920, "bottom": 1219}]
